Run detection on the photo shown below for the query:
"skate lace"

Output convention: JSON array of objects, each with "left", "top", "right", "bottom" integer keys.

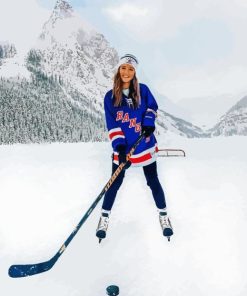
[
  {"left": 160, "top": 214, "right": 171, "bottom": 229},
  {"left": 98, "top": 216, "right": 109, "bottom": 231}
]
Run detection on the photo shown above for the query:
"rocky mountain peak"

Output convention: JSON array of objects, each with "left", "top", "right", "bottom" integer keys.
[
  {"left": 51, "top": 0, "right": 74, "bottom": 23},
  {"left": 227, "top": 95, "right": 247, "bottom": 113},
  {"left": 209, "top": 94, "right": 247, "bottom": 136}
]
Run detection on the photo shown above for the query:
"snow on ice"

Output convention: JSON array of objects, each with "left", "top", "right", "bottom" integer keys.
[{"left": 0, "top": 134, "right": 246, "bottom": 295}]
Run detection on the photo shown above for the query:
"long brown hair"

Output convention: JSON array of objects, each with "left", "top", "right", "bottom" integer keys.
[{"left": 112, "top": 68, "right": 141, "bottom": 108}]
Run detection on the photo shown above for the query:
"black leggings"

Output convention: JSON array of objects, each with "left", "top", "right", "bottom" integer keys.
[{"left": 102, "top": 161, "right": 167, "bottom": 211}]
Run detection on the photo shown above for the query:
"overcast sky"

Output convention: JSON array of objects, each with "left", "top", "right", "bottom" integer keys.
[{"left": 1, "top": 0, "right": 247, "bottom": 103}]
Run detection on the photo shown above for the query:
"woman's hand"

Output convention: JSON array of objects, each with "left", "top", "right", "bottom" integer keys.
[
  {"left": 116, "top": 145, "right": 131, "bottom": 169},
  {"left": 142, "top": 126, "right": 155, "bottom": 137}
]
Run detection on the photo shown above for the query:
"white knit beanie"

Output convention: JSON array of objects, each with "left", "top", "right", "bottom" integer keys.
[{"left": 117, "top": 54, "right": 139, "bottom": 71}]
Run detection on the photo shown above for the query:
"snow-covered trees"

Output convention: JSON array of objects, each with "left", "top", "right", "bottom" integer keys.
[{"left": 0, "top": 76, "right": 107, "bottom": 144}]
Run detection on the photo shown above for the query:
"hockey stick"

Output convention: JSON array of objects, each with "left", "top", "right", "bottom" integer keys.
[{"left": 8, "top": 133, "right": 145, "bottom": 278}]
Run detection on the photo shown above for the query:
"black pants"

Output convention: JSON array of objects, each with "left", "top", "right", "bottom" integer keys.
[{"left": 102, "top": 161, "right": 167, "bottom": 211}]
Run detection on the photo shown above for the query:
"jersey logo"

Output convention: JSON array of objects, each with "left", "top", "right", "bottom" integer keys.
[{"left": 116, "top": 111, "right": 141, "bottom": 133}]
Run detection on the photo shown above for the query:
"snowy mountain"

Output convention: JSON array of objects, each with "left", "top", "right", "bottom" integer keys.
[
  {"left": 175, "top": 93, "right": 246, "bottom": 129},
  {"left": 0, "top": 0, "right": 117, "bottom": 144},
  {"left": 209, "top": 95, "right": 247, "bottom": 136},
  {"left": 35, "top": 0, "right": 118, "bottom": 102},
  {"left": 0, "top": 0, "right": 211, "bottom": 144},
  {"left": 157, "top": 109, "right": 208, "bottom": 138}
]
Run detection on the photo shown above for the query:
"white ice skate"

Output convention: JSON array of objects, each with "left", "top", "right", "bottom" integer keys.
[
  {"left": 159, "top": 211, "right": 173, "bottom": 241},
  {"left": 96, "top": 213, "right": 110, "bottom": 243}
]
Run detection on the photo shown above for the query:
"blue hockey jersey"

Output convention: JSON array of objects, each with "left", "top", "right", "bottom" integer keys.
[{"left": 104, "top": 83, "right": 159, "bottom": 167}]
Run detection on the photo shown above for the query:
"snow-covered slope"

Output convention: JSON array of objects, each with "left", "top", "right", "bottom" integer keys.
[
  {"left": 0, "top": 42, "right": 30, "bottom": 78},
  {"left": 0, "top": 136, "right": 247, "bottom": 295},
  {"left": 157, "top": 109, "right": 208, "bottom": 138},
  {"left": 0, "top": 55, "right": 31, "bottom": 79},
  {"left": 209, "top": 95, "right": 247, "bottom": 136},
  {"left": 176, "top": 93, "right": 246, "bottom": 129}
]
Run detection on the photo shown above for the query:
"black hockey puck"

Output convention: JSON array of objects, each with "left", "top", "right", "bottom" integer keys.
[{"left": 106, "top": 285, "right": 119, "bottom": 295}]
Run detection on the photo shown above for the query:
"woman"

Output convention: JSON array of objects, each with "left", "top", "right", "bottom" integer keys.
[{"left": 96, "top": 54, "right": 173, "bottom": 241}]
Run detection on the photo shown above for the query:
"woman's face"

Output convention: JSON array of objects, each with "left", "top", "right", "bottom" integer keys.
[{"left": 119, "top": 64, "right": 135, "bottom": 86}]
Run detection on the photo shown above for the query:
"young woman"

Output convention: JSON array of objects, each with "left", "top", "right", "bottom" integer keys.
[{"left": 96, "top": 54, "right": 173, "bottom": 241}]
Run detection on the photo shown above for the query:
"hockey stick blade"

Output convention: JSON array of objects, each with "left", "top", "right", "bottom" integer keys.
[{"left": 8, "top": 255, "right": 57, "bottom": 278}]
